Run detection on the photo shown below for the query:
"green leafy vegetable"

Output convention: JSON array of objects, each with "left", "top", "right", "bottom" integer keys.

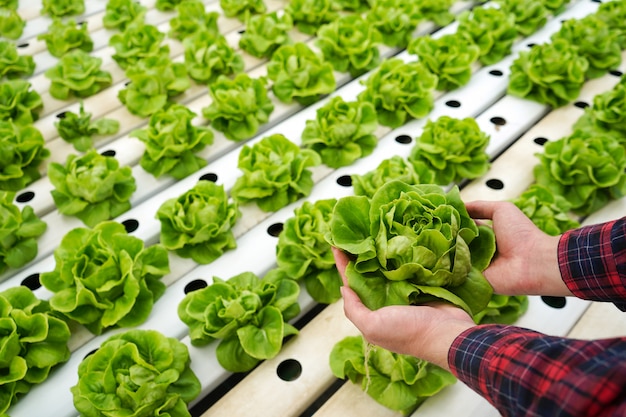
[
  {"left": 494, "top": 0, "right": 548, "bottom": 37},
  {"left": 238, "top": 12, "right": 293, "bottom": 59},
  {"left": 416, "top": 0, "right": 455, "bottom": 27},
  {"left": 37, "top": 18, "right": 94, "bottom": 58},
  {"left": 0, "top": 191, "right": 47, "bottom": 273},
  {"left": 301, "top": 96, "right": 378, "bottom": 168},
  {"left": 597, "top": 0, "right": 626, "bottom": 48},
  {"left": 72, "top": 329, "right": 200, "bottom": 417},
  {"left": 41, "top": 0, "right": 84, "bottom": 17},
  {"left": 48, "top": 149, "right": 137, "bottom": 227},
  {"left": 365, "top": 0, "right": 421, "bottom": 49},
  {"left": 41, "top": 222, "right": 169, "bottom": 335},
  {"left": 511, "top": 184, "right": 580, "bottom": 236},
  {"left": 183, "top": 31, "right": 245, "bottom": 85},
  {"left": 276, "top": 198, "right": 342, "bottom": 304},
  {"left": 131, "top": 103, "right": 214, "bottom": 179},
  {"left": 44, "top": 50, "right": 112, "bottom": 100},
  {"left": 0, "top": 79, "right": 43, "bottom": 126},
  {"left": 0, "top": 8, "right": 25, "bottom": 40},
  {"left": 220, "top": 0, "right": 266, "bottom": 21},
  {"left": 109, "top": 21, "right": 169, "bottom": 70},
  {"left": 102, "top": 0, "right": 147, "bottom": 31},
  {"left": 357, "top": 57, "right": 438, "bottom": 128},
  {"left": 457, "top": 7, "right": 518, "bottom": 66},
  {"left": 331, "top": 0, "right": 370, "bottom": 12},
  {"left": 543, "top": 0, "right": 570, "bottom": 15},
  {"left": 169, "top": 0, "right": 220, "bottom": 41},
  {"left": 0, "top": 0, "right": 17, "bottom": 10},
  {"left": 55, "top": 102, "right": 119, "bottom": 152},
  {"left": 508, "top": 40, "right": 589, "bottom": 108},
  {"left": 284, "top": 0, "right": 338, "bottom": 35},
  {"left": 178, "top": 271, "right": 300, "bottom": 372},
  {"left": 474, "top": 294, "right": 529, "bottom": 325},
  {"left": 316, "top": 14, "right": 382, "bottom": 77},
  {"left": 0, "top": 41, "right": 35, "bottom": 80},
  {"left": 533, "top": 130, "right": 626, "bottom": 216},
  {"left": 0, "top": 121, "right": 49, "bottom": 192},
  {"left": 267, "top": 42, "right": 336, "bottom": 105},
  {"left": 572, "top": 81, "right": 626, "bottom": 143},
  {"left": 155, "top": 0, "right": 183, "bottom": 11},
  {"left": 327, "top": 181, "right": 495, "bottom": 315},
  {"left": 408, "top": 116, "right": 490, "bottom": 185},
  {"left": 118, "top": 54, "right": 190, "bottom": 118},
  {"left": 408, "top": 33, "right": 480, "bottom": 91},
  {"left": 0, "top": 286, "right": 70, "bottom": 415},
  {"left": 156, "top": 180, "right": 240, "bottom": 264},
  {"left": 330, "top": 335, "right": 456, "bottom": 415},
  {"left": 231, "top": 133, "right": 321, "bottom": 212},
  {"left": 351, "top": 155, "right": 435, "bottom": 199},
  {"left": 201, "top": 73, "right": 274, "bottom": 141}
]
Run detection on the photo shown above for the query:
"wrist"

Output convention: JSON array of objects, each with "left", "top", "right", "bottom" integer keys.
[
  {"left": 415, "top": 316, "right": 475, "bottom": 372},
  {"left": 529, "top": 234, "right": 573, "bottom": 297}
]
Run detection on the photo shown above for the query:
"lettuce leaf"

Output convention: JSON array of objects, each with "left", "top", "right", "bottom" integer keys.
[
  {"left": 37, "top": 18, "right": 94, "bottom": 58},
  {"left": 0, "top": 79, "right": 43, "bottom": 127},
  {"left": 572, "top": 81, "right": 626, "bottom": 142},
  {"left": 44, "top": 50, "right": 112, "bottom": 100},
  {"left": 238, "top": 12, "right": 293, "bottom": 59},
  {"left": 365, "top": 0, "right": 421, "bottom": 48},
  {"left": 156, "top": 0, "right": 184, "bottom": 11},
  {"left": 596, "top": 0, "right": 626, "bottom": 48},
  {"left": 0, "top": 41, "right": 35, "bottom": 80},
  {"left": 0, "top": 121, "right": 49, "bottom": 192},
  {"left": 494, "top": 0, "right": 548, "bottom": 37},
  {"left": 169, "top": 0, "right": 220, "bottom": 41},
  {"left": 220, "top": 0, "right": 266, "bottom": 21},
  {"left": 416, "top": 0, "right": 455, "bottom": 27},
  {"left": 511, "top": 184, "right": 580, "bottom": 236},
  {"left": 41, "top": 0, "right": 84, "bottom": 17},
  {"left": 55, "top": 101, "right": 120, "bottom": 152},
  {"left": 473, "top": 294, "right": 529, "bottom": 325},
  {"left": 183, "top": 31, "right": 244, "bottom": 85},
  {"left": 284, "top": 0, "right": 338, "bottom": 35},
  {"left": 102, "top": 0, "right": 147, "bottom": 31},
  {"left": 109, "top": 21, "right": 169, "bottom": 70},
  {"left": 0, "top": 8, "right": 25, "bottom": 40},
  {"left": 457, "top": 7, "right": 518, "bottom": 66}
]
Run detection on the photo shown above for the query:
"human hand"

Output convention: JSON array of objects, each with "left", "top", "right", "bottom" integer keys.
[
  {"left": 333, "top": 247, "right": 475, "bottom": 371},
  {"left": 465, "top": 200, "right": 572, "bottom": 297}
]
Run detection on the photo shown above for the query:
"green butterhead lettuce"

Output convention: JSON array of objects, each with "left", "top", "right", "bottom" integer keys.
[
  {"left": 543, "top": 0, "right": 571, "bottom": 15},
  {"left": 365, "top": 0, "right": 421, "bottom": 49},
  {"left": 0, "top": 41, "right": 35, "bottom": 80},
  {"left": 474, "top": 294, "right": 529, "bottom": 325},
  {"left": 457, "top": 7, "right": 518, "bottom": 66},
  {"left": 596, "top": 0, "right": 626, "bottom": 48},
  {"left": 284, "top": 0, "right": 337, "bottom": 35},
  {"left": 0, "top": 79, "right": 43, "bottom": 126},
  {"left": 494, "top": 0, "right": 548, "bottom": 36},
  {"left": 220, "top": 0, "right": 266, "bottom": 21},
  {"left": 109, "top": 21, "right": 169, "bottom": 70},
  {"left": 155, "top": 0, "right": 184, "bottom": 11},
  {"left": 55, "top": 102, "right": 120, "bottom": 152},
  {"left": 41, "top": 0, "right": 84, "bottom": 17},
  {"left": 327, "top": 181, "right": 495, "bottom": 315},
  {"left": 0, "top": 121, "right": 49, "bottom": 192},
  {"left": 332, "top": 0, "right": 370, "bottom": 12},
  {"left": 44, "top": 50, "right": 112, "bottom": 100},
  {"left": 416, "top": 0, "right": 455, "bottom": 27},
  {"left": 169, "top": 0, "right": 219, "bottom": 41},
  {"left": 72, "top": 329, "right": 200, "bottom": 417},
  {"left": 512, "top": 184, "right": 580, "bottom": 236},
  {"left": 102, "top": 0, "right": 147, "bottom": 31},
  {"left": 239, "top": 12, "right": 293, "bottom": 59},
  {"left": 572, "top": 82, "right": 626, "bottom": 143},
  {"left": 37, "top": 18, "right": 94, "bottom": 58},
  {"left": 41, "top": 221, "right": 169, "bottom": 335},
  {"left": 183, "top": 31, "right": 245, "bottom": 85},
  {"left": 0, "top": 8, "right": 25, "bottom": 40},
  {"left": 0, "top": 0, "right": 17, "bottom": 10}
]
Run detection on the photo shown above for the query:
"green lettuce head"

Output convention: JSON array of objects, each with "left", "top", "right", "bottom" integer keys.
[
  {"left": 183, "top": 31, "right": 244, "bottom": 85},
  {"left": 284, "top": 0, "right": 337, "bottom": 35},
  {"left": 597, "top": 0, "right": 626, "bottom": 48},
  {"left": 178, "top": 271, "right": 300, "bottom": 372},
  {"left": 511, "top": 184, "right": 580, "bottom": 236},
  {"left": 37, "top": 18, "right": 94, "bottom": 58},
  {"left": 0, "top": 40, "right": 35, "bottom": 80},
  {"left": 156, "top": 180, "right": 240, "bottom": 264},
  {"left": 415, "top": 0, "right": 455, "bottom": 27},
  {"left": 0, "top": 79, "right": 43, "bottom": 127},
  {"left": 41, "top": 0, "right": 84, "bottom": 17},
  {"left": 220, "top": 0, "right": 266, "bottom": 21},
  {"left": 365, "top": 0, "right": 422, "bottom": 49},
  {"left": 102, "top": 0, "right": 146, "bottom": 31},
  {"left": 327, "top": 181, "right": 495, "bottom": 315},
  {"left": 457, "top": 7, "right": 518, "bottom": 66},
  {"left": 0, "top": 286, "right": 71, "bottom": 415},
  {"left": 494, "top": 0, "right": 548, "bottom": 37},
  {"left": 40, "top": 221, "right": 169, "bottom": 335},
  {"left": 169, "top": 0, "right": 219, "bottom": 41},
  {"left": 0, "top": 121, "right": 49, "bottom": 192},
  {"left": 109, "top": 21, "right": 169, "bottom": 70},
  {"left": 71, "top": 329, "right": 200, "bottom": 417},
  {"left": 44, "top": 50, "right": 112, "bottom": 100},
  {"left": 238, "top": 11, "right": 293, "bottom": 59},
  {"left": 474, "top": 294, "right": 529, "bottom": 325},
  {"left": 572, "top": 81, "right": 626, "bottom": 142},
  {"left": 0, "top": 8, "right": 25, "bottom": 40},
  {"left": 55, "top": 101, "right": 120, "bottom": 152}
]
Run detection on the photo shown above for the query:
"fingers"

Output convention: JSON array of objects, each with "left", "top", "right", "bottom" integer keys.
[
  {"left": 464, "top": 200, "right": 503, "bottom": 220},
  {"left": 332, "top": 246, "right": 350, "bottom": 287}
]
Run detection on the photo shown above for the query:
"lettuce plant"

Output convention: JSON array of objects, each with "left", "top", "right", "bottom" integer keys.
[
  {"left": 572, "top": 82, "right": 626, "bottom": 142},
  {"left": 284, "top": 0, "right": 337, "bottom": 35},
  {"left": 416, "top": 0, "right": 455, "bottom": 27},
  {"left": 0, "top": 79, "right": 43, "bottom": 126},
  {"left": 156, "top": 0, "right": 183, "bottom": 11},
  {"left": 330, "top": 335, "right": 456, "bottom": 415},
  {"left": 316, "top": 14, "right": 382, "bottom": 77},
  {"left": 0, "top": 121, "right": 49, "bottom": 192},
  {"left": 366, "top": 0, "right": 421, "bottom": 49},
  {"left": 276, "top": 198, "right": 342, "bottom": 304},
  {"left": 55, "top": 102, "right": 120, "bottom": 152},
  {"left": 41, "top": 222, "right": 169, "bottom": 335},
  {"left": 543, "top": 0, "right": 570, "bottom": 15},
  {"left": 357, "top": 58, "right": 438, "bottom": 128},
  {"left": 351, "top": 155, "right": 435, "bottom": 199},
  {"left": 0, "top": 191, "right": 47, "bottom": 273},
  {"left": 201, "top": 73, "right": 274, "bottom": 142},
  {"left": 238, "top": 12, "right": 293, "bottom": 59},
  {"left": 408, "top": 116, "right": 490, "bottom": 185},
  {"left": 109, "top": 21, "right": 169, "bottom": 70},
  {"left": 0, "top": 8, "right": 25, "bottom": 40},
  {"left": 0, "top": 41, "right": 35, "bottom": 80},
  {"left": 301, "top": 96, "right": 378, "bottom": 168},
  {"left": 0, "top": 286, "right": 70, "bottom": 415},
  {"left": 156, "top": 180, "right": 240, "bottom": 264},
  {"left": 48, "top": 149, "right": 136, "bottom": 227},
  {"left": 231, "top": 133, "right": 321, "bottom": 212},
  {"left": 44, "top": 50, "right": 112, "bottom": 100},
  {"left": 327, "top": 181, "right": 495, "bottom": 315},
  {"left": 457, "top": 7, "right": 518, "bottom": 66},
  {"left": 408, "top": 33, "right": 480, "bottom": 91},
  {"left": 220, "top": 0, "right": 266, "bottom": 21},
  {"left": 511, "top": 184, "right": 580, "bottom": 236},
  {"left": 131, "top": 103, "right": 214, "bottom": 179},
  {"left": 267, "top": 42, "right": 336, "bottom": 105},
  {"left": 178, "top": 271, "right": 300, "bottom": 372},
  {"left": 331, "top": 0, "right": 370, "bottom": 12},
  {"left": 474, "top": 294, "right": 529, "bottom": 325},
  {"left": 118, "top": 55, "right": 190, "bottom": 118},
  {"left": 597, "top": 0, "right": 626, "bottom": 48},
  {"left": 37, "top": 18, "right": 94, "bottom": 58},
  {"left": 169, "top": 0, "right": 220, "bottom": 41},
  {"left": 0, "top": 0, "right": 17, "bottom": 10},
  {"left": 71, "top": 329, "right": 200, "bottom": 417},
  {"left": 533, "top": 131, "right": 626, "bottom": 216},
  {"left": 508, "top": 40, "right": 588, "bottom": 108},
  {"left": 41, "top": 0, "right": 84, "bottom": 17},
  {"left": 183, "top": 31, "right": 245, "bottom": 85},
  {"left": 494, "top": 0, "right": 548, "bottom": 37},
  {"left": 102, "top": 0, "right": 147, "bottom": 31},
  {"left": 550, "top": 15, "right": 621, "bottom": 79}
]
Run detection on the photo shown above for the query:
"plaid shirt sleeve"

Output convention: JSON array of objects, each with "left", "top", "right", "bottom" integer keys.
[{"left": 447, "top": 216, "right": 626, "bottom": 416}]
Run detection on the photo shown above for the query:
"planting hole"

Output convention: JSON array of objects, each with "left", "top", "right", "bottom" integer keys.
[
  {"left": 574, "top": 101, "right": 589, "bottom": 109},
  {"left": 122, "top": 219, "right": 139, "bottom": 233},
  {"left": 533, "top": 137, "right": 548, "bottom": 146},
  {"left": 84, "top": 348, "right": 98, "bottom": 360},
  {"left": 610, "top": 70, "right": 623, "bottom": 77},
  {"left": 395, "top": 134, "right": 412, "bottom": 144},
  {"left": 17, "top": 42, "right": 29, "bottom": 48},
  {"left": 336, "top": 175, "right": 352, "bottom": 187},
  {"left": 21, "top": 273, "right": 41, "bottom": 290},
  {"left": 542, "top": 296, "right": 566, "bottom": 309},
  {"left": 490, "top": 116, "right": 506, "bottom": 126},
  {"left": 77, "top": 21, "right": 86, "bottom": 26},
  {"left": 527, "top": 43, "right": 536, "bottom": 48},
  {"left": 199, "top": 172, "right": 218, "bottom": 182},
  {"left": 489, "top": 69, "right": 503, "bottom": 76},
  {"left": 239, "top": 29, "right": 245, "bottom": 34},
  {"left": 445, "top": 100, "right": 461, "bottom": 108},
  {"left": 101, "top": 149, "right": 116, "bottom": 157},
  {"left": 125, "top": 81, "right": 131, "bottom": 86},
  {"left": 184, "top": 279, "right": 208, "bottom": 294},
  {"left": 16, "top": 191, "right": 34, "bottom": 203},
  {"left": 277, "top": 359, "right": 302, "bottom": 381},
  {"left": 56, "top": 111, "right": 67, "bottom": 119},
  {"left": 267, "top": 222, "right": 283, "bottom": 237},
  {"left": 486, "top": 179, "right": 504, "bottom": 190}
]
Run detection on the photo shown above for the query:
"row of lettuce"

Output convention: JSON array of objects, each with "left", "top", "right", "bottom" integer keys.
[{"left": 2, "top": 0, "right": 626, "bottom": 416}]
